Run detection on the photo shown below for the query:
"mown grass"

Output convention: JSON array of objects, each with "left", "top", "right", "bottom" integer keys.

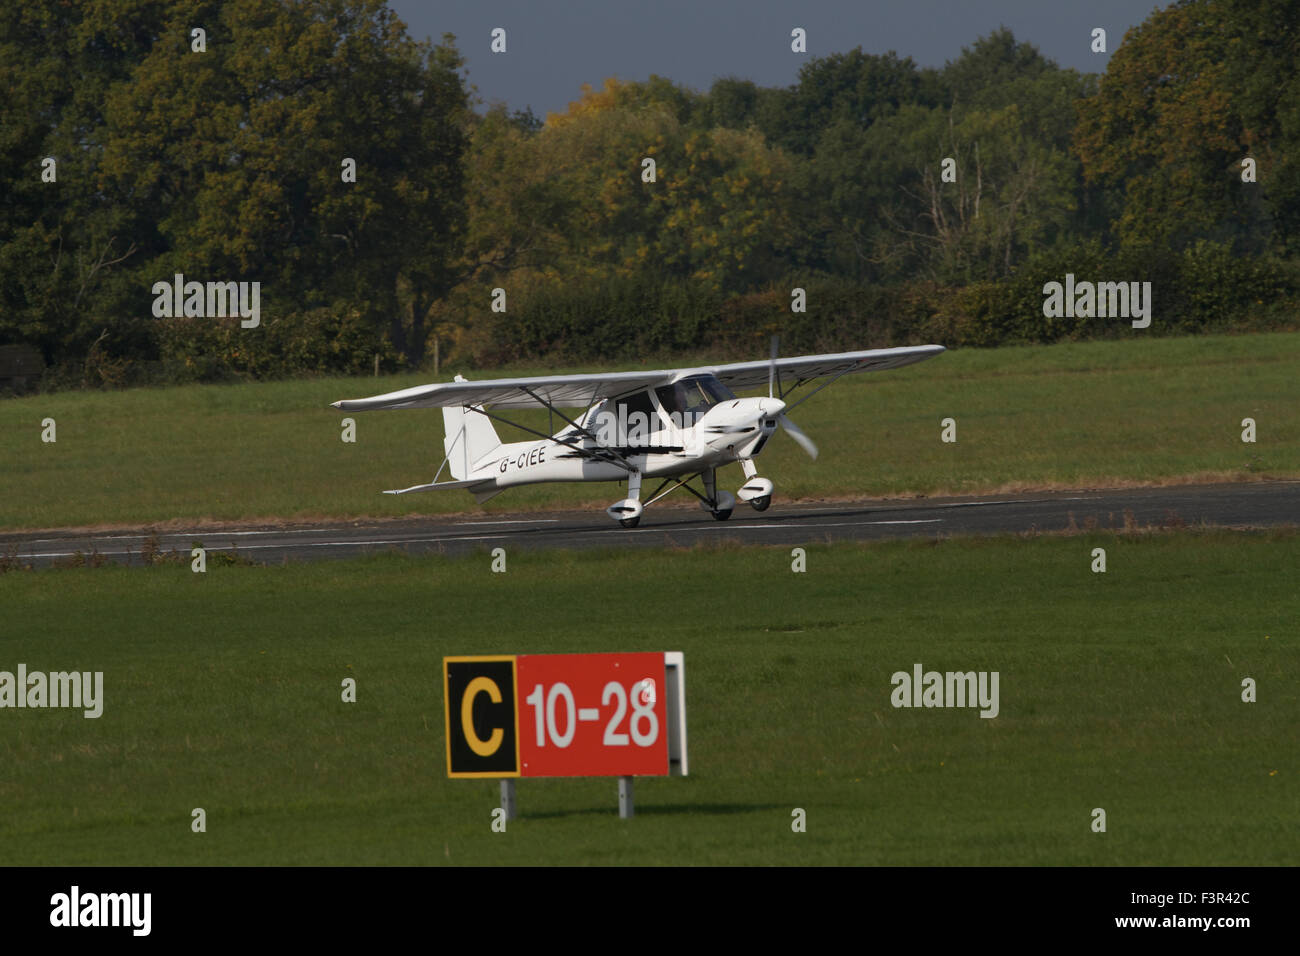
[
  {"left": 2, "top": 331, "right": 1297, "bottom": 529},
  {"left": 1, "top": 531, "right": 1294, "bottom": 865}
]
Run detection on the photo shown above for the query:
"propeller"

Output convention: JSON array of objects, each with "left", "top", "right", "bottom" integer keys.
[
  {"left": 778, "top": 412, "right": 818, "bottom": 460},
  {"left": 767, "top": 335, "right": 818, "bottom": 460},
  {"left": 769, "top": 334, "right": 780, "bottom": 399}
]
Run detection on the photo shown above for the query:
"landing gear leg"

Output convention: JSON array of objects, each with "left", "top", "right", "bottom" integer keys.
[
  {"left": 702, "top": 467, "right": 733, "bottom": 521},
  {"left": 609, "top": 471, "right": 644, "bottom": 528},
  {"left": 622, "top": 471, "right": 643, "bottom": 528},
  {"left": 737, "top": 458, "right": 773, "bottom": 512}
]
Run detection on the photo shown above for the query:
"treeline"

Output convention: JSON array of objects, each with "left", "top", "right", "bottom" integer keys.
[{"left": 2, "top": 0, "right": 1299, "bottom": 390}]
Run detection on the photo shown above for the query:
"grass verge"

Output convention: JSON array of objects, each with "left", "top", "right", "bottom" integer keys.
[{"left": 1, "top": 530, "right": 1294, "bottom": 865}]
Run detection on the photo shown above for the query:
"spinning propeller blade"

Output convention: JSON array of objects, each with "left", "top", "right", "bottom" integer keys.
[
  {"left": 768, "top": 334, "right": 780, "bottom": 399},
  {"left": 778, "top": 413, "right": 818, "bottom": 460},
  {"left": 767, "top": 335, "right": 816, "bottom": 458}
]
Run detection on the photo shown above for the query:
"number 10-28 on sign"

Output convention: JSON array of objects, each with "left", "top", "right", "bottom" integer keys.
[{"left": 519, "top": 652, "right": 667, "bottom": 777}]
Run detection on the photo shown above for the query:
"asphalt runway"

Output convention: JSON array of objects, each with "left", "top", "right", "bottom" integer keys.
[{"left": 5, "top": 480, "right": 1297, "bottom": 568}]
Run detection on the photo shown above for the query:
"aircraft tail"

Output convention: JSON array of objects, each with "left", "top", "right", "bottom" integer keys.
[{"left": 442, "top": 376, "right": 502, "bottom": 480}]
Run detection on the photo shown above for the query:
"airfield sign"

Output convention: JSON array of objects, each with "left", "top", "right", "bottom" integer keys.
[{"left": 444, "top": 652, "right": 687, "bottom": 779}]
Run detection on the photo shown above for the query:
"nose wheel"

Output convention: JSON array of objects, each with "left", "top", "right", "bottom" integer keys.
[
  {"left": 619, "top": 516, "right": 641, "bottom": 529},
  {"left": 737, "top": 471, "right": 774, "bottom": 512}
]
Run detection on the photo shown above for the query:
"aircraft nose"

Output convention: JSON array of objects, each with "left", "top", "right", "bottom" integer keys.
[{"left": 757, "top": 398, "right": 786, "bottom": 417}]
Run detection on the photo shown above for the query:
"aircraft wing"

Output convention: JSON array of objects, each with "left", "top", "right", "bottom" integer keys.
[
  {"left": 332, "top": 369, "right": 676, "bottom": 411},
  {"left": 332, "top": 345, "right": 945, "bottom": 411},
  {"left": 707, "top": 345, "right": 945, "bottom": 391}
]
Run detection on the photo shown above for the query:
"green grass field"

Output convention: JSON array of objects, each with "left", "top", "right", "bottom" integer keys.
[
  {"left": 3, "top": 331, "right": 1298, "bottom": 530},
  {"left": 2, "top": 531, "right": 1294, "bottom": 865}
]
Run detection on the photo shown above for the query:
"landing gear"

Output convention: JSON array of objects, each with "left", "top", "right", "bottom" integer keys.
[
  {"left": 606, "top": 467, "right": 745, "bottom": 526},
  {"left": 701, "top": 468, "right": 736, "bottom": 521},
  {"left": 736, "top": 461, "right": 774, "bottom": 512},
  {"left": 606, "top": 471, "right": 644, "bottom": 529}
]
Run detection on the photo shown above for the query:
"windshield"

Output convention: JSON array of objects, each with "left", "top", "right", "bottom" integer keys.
[{"left": 655, "top": 375, "right": 735, "bottom": 428}]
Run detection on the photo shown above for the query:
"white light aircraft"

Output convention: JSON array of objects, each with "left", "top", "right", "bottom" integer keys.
[{"left": 333, "top": 342, "right": 944, "bottom": 527}]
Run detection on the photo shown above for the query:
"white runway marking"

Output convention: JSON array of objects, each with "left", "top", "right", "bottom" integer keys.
[
  {"left": 864, "top": 519, "right": 945, "bottom": 525},
  {"left": 452, "top": 519, "right": 559, "bottom": 526},
  {"left": 624, "top": 518, "right": 943, "bottom": 533}
]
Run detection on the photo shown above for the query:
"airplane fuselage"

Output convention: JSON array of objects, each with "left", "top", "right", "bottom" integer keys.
[{"left": 463, "top": 395, "right": 784, "bottom": 491}]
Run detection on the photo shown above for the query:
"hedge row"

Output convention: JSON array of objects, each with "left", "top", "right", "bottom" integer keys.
[
  {"left": 22, "top": 241, "right": 1300, "bottom": 390},
  {"left": 474, "top": 240, "right": 1299, "bottom": 365}
]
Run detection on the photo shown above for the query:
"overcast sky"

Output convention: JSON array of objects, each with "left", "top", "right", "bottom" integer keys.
[{"left": 387, "top": 0, "right": 1167, "bottom": 117}]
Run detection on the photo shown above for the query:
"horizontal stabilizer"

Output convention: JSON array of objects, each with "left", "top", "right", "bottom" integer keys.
[{"left": 383, "top": 479, "right": 496, "bottom": 496}]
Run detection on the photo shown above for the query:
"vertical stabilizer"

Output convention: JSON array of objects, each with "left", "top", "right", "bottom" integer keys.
[{"left": 441, "top": 375, "right": 502, "bottom": 479}]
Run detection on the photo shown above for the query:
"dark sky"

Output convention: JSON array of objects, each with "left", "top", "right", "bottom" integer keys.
[{"left": 387, "top": 0, "right": 1166, "bottom": 118}]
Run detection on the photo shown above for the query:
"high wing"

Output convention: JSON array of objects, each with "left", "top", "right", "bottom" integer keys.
[
  {"left": 331, "top": 344, "right": 945, "bottom": 412},
  {"left": 706, "top": 345, "right": 945, "bottom": 391},
  {"left": 331, "top": 369, "right": 676, "bottom": 411}
]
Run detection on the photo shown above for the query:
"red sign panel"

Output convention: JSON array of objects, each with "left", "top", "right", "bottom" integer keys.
[{"left": 515, "top": 652, "right": 668, "bottom": 777}]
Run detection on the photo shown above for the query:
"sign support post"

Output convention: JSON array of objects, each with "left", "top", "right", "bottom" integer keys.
[
  {"left": 618, "top": 776, "right": 634, "bottom": 819},
  {"left": 500, "top": 779, "right": 517, "bottom": 821}
]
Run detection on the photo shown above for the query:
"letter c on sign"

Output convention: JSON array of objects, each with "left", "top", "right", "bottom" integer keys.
[{"left": 461, "top": 677, "right": 504, "bottom": 756}]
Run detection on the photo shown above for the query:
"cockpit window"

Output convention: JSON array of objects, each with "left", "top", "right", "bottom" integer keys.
[{"left": 655, "top": 375, "right": 735, "bottom": 428}]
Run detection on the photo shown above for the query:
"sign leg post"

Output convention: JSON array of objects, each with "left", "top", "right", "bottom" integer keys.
[
  {"left": 501, "top": 779, "right": 517, "bottom": 821},
  {"left": 618, "top": 776, "right": 634, "bottom": 819}
]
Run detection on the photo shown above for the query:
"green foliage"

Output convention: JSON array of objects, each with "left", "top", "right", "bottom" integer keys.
[
  {"left": 5, "top": 5, "right": 1300, "bottom": 386},
  {"left": 155, "top": 306, "right": 397, "bottom": 382},
  {"left": 0, "top": 0, "right": 469, "bottom": 378},
  {"left": 482, "top": 275, "right": 721, "bottom": 365},
  {"left": 1074, "top": 0, "right": 1299, "bottom": 254},
  {"left": 929, "top": 239, "right": 1299, "bottom": 347}
]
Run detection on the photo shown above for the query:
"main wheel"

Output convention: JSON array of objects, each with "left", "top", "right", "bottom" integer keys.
[
  {"left": 711, "top": 508, "right": 733, "bottom": 521},
  {"left": 749, "top": 495, "right": 771, "bottom": 512},
  {"left": 619, "top": 516, "right": 641, "bottom": 529}
]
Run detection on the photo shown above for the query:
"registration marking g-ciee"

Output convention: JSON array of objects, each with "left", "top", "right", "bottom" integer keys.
[{"left": 499, "top": 445, "right": 547, "bottom": 473}]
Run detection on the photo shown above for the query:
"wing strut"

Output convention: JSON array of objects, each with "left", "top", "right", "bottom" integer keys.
[{"left": 782, "top": 362, "right": 865, "bottom": 414}]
